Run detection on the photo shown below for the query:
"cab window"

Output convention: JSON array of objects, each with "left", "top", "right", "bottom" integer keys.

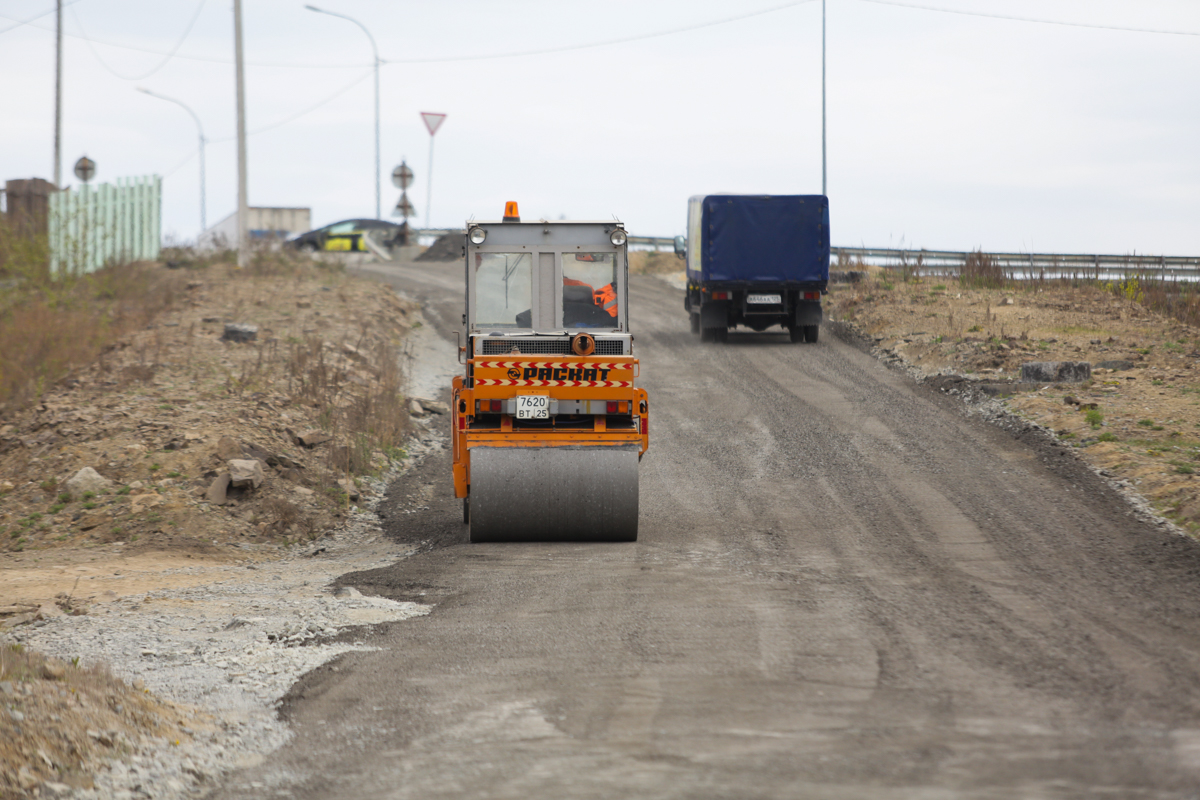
[
  {"left": 475, "top": 253, "right": 533, "bottom": 328},
  {"left": 327, "top": 222, "right": 356, "bottom": 234},
  {"left": 562, "top": 253, "right": 618, "bottom": 328}
]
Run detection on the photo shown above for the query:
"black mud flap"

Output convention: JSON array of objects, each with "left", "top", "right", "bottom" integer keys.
[
  {"left": 700, "top": 300, "right": 730, "bottom": 330},
  {"left": 795, "top": 301, "right": 822, "bottom": 327}
]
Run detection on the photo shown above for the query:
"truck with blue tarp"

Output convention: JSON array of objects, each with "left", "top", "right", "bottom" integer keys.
[{"left": 680, "top": 194, "right": 829, "bottom": 343}]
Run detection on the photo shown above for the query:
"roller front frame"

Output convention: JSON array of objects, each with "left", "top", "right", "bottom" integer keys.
[{"left": 451, "top": 358, "right": 649, "bottom": 502}]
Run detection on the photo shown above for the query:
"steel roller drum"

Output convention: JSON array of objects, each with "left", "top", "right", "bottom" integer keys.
[{"left": 469, "top": 445, "right": 639, "bottom": 542}]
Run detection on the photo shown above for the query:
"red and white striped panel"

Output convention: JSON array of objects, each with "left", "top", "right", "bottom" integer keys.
[
  {"left": 474, "top": 379, "right": 632, "bottom": 388},
  {"left": 474, "top": 361, "right": 634, "bottom": 371}
]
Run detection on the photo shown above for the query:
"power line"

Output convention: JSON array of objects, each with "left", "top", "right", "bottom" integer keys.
[
  {"left": 381, "top": 0, "right": 820, "bottom": 63},
  {"left": 0, "top": 0, "right": 84, "bottom": 37},
  {"left": 0, "top": 0, "right": 821, "bottom": 69},
  {"left": 159, "top": 67, "right": 373, "bottom": 178},
  {"left": 239, "top": 69, "right": 373, "bottom": 139},
  {"left": 69, "top": 0, "right": 207, "bottom": 80},
  {"left": 0, "top": 10, "right": 367, "bottom": 68},
  {"left": 855, "top": 0, "right": 1200, "bottom": 37}
]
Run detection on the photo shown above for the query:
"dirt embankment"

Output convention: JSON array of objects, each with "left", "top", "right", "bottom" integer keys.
[
  {"left": 827, "top": 269, "right": 1200, "bottom": 536},
  {"left": 0, "top": 256, "right": 433, "bottom": 796}
]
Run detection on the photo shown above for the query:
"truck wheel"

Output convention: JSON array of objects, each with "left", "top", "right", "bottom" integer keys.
[
  {"left": 690, "top": 313, "right": 700, "bottom": 335},
  {"left": 708, "top": 327, "right": 728, "bottom": 343},
  {"left": 788, "top": 326, "right": 804, "bottom": 343},
  {"left": 462, "top": 496, "right": 470, "bottom": 524},
  {"left": 803, "top": 325, "right": 819, "bottom": 343}
]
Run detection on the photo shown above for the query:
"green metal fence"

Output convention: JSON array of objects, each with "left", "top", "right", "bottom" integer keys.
[{"left": 48, "top": 175, "right": 161, "bottom": 274}]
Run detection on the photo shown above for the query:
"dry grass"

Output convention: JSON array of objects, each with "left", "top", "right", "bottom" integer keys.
[
  {"left": 286, "top": 334, "right": 409, "bottom": 476},
  {"left": 628, "top": 250, "right": 683, "bottom": 275},
  {"left": 0, "top": 219, "right": 186, "bottom": 413},
  {"left": 1109, "top": 274, "right": 1200, "bottom": 330},
  {"left": 0, "top": 643, "right": 191, "bottom": 795},
  {"left": 959, "top": 250, "right": 1006, "bottom": 290}
]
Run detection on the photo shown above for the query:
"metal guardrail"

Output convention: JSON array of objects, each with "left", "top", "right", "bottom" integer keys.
[
  {"left": 419, "top": 230, "right": 1200, "bottom": 280},
  {"left": 830, "top": 247, "right": 1200, "bottom": 281}
]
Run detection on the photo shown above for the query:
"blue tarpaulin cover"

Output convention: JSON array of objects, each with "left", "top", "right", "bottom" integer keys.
[{"left": 690, "top": 195, "right": 829, "bottom": 284}]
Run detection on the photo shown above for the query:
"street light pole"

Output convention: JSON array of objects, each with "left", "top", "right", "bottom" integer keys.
[
  {"left": 305, "top": 5, "right": 380, "bottom": 219},
  {"left": 138, "top": 88, "right": 207, "bottom": 232},
  {"left": 821, "top": 0, "right": 827, "bottom": 196}
]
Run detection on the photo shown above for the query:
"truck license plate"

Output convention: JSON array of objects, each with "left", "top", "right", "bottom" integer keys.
[
  {"left": 747, "top": 293, "right": 782, "bottom": 304},
  {"left": 516, "top": 395, "right": 549, "bottom": 419}
]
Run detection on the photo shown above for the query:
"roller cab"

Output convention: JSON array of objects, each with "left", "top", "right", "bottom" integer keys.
[{"left": 451, "top": 206, "right": 649, "bottom": 542}]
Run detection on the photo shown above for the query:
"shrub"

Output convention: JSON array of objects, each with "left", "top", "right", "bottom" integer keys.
[{"left": 1084, "top": 408, "right": 1104, "bottom": 428}]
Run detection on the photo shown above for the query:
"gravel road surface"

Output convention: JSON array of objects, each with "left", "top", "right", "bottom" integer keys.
[{"left": 214, "top": 262, "right": 1200, "bottom": 799}]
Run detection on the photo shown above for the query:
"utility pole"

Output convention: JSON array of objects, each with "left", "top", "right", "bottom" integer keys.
[
  {"left": 821, "top": 0, "right": 827, "bottom": 196},
  {"left": 54, "top": 0, "right": 62, "bottom": 187},
  {"left": 233, "top": 0, "right": 248, "bottom": 266}
]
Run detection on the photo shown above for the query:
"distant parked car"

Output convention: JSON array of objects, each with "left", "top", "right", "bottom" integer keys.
[{"left": 288, "top": 219, "right": 406, "bottom": 252}]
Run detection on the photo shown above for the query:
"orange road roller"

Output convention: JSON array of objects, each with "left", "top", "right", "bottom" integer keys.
[{"left": 450, "top": 203, "right": 649, "bottom": 542}]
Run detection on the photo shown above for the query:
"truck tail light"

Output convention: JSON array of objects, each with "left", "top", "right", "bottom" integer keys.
[
  {"left": 640, "top": 417, "right": 648, "bottom": 435},
  {"left": 476, "top": 400, "right": 503, "bottom": 413},
  {"left": 491, "top": 400, "right": 502, "bottom": 412},
  {"left": 606, "top": 401, "right": 618, "bottom": 413},
  {"left": 804, "top": 291, "right": 820, "bottom": 300},
  {"left": 712, "top": 291, "right": 730, "bottom": 300}
]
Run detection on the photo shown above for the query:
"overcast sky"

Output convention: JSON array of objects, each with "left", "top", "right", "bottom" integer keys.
[{"left": 3, "top": 0, "right": 1198, "bottom": 254}]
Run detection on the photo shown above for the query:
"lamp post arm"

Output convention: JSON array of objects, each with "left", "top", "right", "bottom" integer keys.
[
  {"left": 305, "top": 5, "right": 381, "bottom": 218},
  {"left": 137, "top": 87, "right": 208, "bottom": 230},
  {"left": 138, "top": 88, "right": 205, "bottom": 142},
  {"left": 305, "top": 6, "right": 378, "bottom": 65}
]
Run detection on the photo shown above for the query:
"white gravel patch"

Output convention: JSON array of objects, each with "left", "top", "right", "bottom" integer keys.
[
  {"left": 4, "top": 434, "right": 446, "bottom": 800},
  {"left": 395, "top": 301, "right": 459, "bottom": 402}
]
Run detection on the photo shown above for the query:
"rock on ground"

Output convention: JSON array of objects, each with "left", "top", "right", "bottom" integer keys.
[
  {"left": 1020, "top": 361, "right": 1092, "bottom": 383},
  {"left": 64, "top": 467, "right": 114, "bottom": 500}
]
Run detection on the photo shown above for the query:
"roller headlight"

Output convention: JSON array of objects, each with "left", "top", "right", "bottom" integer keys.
[
  {"left": 468, "top": 227, "right": 487, "bottom": 245},
  {"left": 609, "top": 229, "right": 627, "bottom": 246}
]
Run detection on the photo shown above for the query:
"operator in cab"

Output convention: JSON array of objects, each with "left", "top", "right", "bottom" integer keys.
[{"left": 562, "top": 252, "right": 618, "bottom": 327}]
